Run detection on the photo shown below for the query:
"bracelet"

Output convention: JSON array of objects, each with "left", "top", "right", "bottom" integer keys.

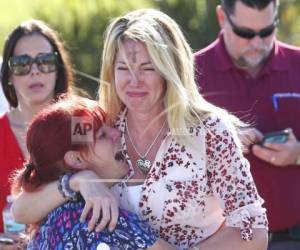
[{"left": 58, "top": 173, "right": 78, "bottom": 201}]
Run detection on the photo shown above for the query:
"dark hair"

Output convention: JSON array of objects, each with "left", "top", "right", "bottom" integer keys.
[
  {"left": 11, "top": 95, "right": 106, "bottom": 194},
  {"left": 1, "top": 19, "right": 74, "bottom": 108},
  {"left": 221, "top": 0, "right": 278, "bottom": 15}
]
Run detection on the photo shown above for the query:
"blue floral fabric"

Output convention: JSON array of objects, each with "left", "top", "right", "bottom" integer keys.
[{"left": 27, "top": 201, "right": 158, "bottom": 250}]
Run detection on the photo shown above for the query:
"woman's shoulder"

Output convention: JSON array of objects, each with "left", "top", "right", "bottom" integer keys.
[
  {"left": 200, "top": 112, "right": 242, "bottom": 152},
  {"left": 199, "top": 113, "right": 240, "bottom": 143},
  {"left": 196, "top": 112, "right": 236, "bottom": 134}
]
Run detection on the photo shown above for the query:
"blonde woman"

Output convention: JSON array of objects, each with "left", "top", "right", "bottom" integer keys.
[{"left": 12, "top": 9, "right": 268, "bottom": 250}]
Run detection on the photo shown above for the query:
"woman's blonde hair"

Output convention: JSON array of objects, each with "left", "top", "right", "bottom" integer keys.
[{"left": 99, "top": 9, "right": 240, "bottom": 144}]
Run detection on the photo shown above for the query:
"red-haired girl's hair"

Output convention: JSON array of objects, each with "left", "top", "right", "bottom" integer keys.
[{"left": 11, "top": 95, "right": 106, "bottom": 195}]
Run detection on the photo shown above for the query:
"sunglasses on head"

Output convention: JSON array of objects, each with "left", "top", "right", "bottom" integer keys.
[
  {"left": 225, "top": 11, "right": 279, "bottom": 39},
  {"left": 9, "top": 52, "right": 58, "bottom": 76}
]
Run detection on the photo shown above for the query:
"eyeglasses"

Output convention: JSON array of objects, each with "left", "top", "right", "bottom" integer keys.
[
  {"left": 225, "top": 11, "right": 279, "bottom": 39},
  {"left": 9, "top": 52, "right": 58, "bottom": 76}
]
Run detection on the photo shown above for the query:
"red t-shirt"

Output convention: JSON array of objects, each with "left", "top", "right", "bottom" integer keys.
[
  {"left": 194, "top": 32, "right": 300, "bottom": 231},
  {"left": 0, "top": 113, "right": 24, "bottom": 232}
]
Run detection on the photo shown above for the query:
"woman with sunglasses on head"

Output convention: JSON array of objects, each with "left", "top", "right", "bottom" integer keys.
[
  {"left": 0, "top": 19, "right": 74, "bottom": 236},
  {"left": 11, "top": 95, "right": 172, "bottom": 250}
]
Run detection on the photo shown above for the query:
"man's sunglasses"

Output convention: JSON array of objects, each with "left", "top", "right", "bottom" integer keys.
[
  {"left": 9, "top": 52, "right": 58, "bottom": 76},
  {"left": 225, "top": 11, "right": 279, "bottom": 39}
]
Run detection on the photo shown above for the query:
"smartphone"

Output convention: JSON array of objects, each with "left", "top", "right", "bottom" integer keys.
[{"left": 260, "top": 130, "right": 289, "bottom": 145}]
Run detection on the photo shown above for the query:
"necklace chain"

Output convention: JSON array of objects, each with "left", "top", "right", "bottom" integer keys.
[{"left": 125, "top": 118, "right": 166, "bottom": 159}]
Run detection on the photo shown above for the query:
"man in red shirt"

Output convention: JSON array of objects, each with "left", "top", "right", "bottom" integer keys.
[{"left": 194, "top": 0, "right": 300, "bottom": 249}]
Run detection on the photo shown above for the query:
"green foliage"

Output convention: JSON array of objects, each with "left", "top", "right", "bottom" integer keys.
[
  {"left": 154, "top": 0, "right": 212, "bottom": 49},
  {"left": 0, "top": 0, "right": 39, "bottom": 53},
  {"left": 277, "top": 0, "right": 300, "bottom": 46},
  {"left": 31, "top": 0, "right": 155, "bottom": 96}
]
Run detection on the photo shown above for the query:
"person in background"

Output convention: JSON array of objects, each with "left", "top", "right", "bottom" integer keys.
[
  {"left": 0, "top": 57, "right": 9, "bottom": 114},
  {"left": 12, "top": 9, "right": 268, "bottom": 250},
  {"left": 0, "top": 18, "right": 74, "bottom": 237},
  {"left": 11, "top": 95, "right": 172, "bottom": 250},
  {"left": 194, "top": 0, "right": 300, "bottom": 249}
]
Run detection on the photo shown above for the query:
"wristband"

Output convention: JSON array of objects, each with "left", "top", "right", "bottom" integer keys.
[{"left": 58, "top": 173, "right": 78, "bottom": 201}]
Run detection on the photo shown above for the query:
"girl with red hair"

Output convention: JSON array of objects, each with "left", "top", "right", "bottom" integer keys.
[{"left": 11, "top": 95, "right": 171, "bottom": 250}]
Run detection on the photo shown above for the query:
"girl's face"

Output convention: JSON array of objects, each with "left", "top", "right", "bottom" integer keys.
[
  {"left": 84, "top": 125, "right": 129, "bottom": 181},
  {"left": 9, "top": 34, "right": 57, "bottom": 107}
]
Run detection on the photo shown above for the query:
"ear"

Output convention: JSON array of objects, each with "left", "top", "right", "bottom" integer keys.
[
  {"left": 216, "top": 5, "right": 226, "bottom": 29},
  {"left": 64, "top": 151, "right": 88, "bottom": 170}
]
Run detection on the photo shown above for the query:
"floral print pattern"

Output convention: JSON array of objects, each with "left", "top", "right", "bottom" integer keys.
[
  {"left": 27, "top": 200, "right": 157, "bottom": 250},
  {"left": 112, "top": 110, "right": 268, "bottom": 250}
]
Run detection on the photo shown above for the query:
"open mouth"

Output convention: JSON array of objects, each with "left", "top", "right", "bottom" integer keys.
[{"left": 114, "top": 150, "right": 125, "bottom": 162}]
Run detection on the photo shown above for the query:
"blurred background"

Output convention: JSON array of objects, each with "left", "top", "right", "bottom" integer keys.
[{"left": 1, "top": 0, "right": 299, "bottom": 98}]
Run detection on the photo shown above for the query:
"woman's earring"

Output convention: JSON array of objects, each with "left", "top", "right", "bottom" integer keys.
[{"left": 8, "top": 82, "right": 12, "bottom": 86}]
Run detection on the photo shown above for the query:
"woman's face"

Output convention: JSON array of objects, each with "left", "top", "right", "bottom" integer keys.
[
  {"left": 114, "top": 40, "right": 166, "bottom": 116},
  {"left": 85, "top": 126, "right": 129, "bottom": 180},
  {"left": 10, "top": 34, "right": 57, "bottom": 107}
]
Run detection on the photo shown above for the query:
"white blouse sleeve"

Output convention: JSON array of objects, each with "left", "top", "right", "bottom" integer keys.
[{"left": 204, "top": 116, "right": 268, "bottom": 241}]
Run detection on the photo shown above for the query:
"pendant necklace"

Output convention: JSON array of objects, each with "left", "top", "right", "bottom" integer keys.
[{"left": 125, "top": 117, "right": 166, "bottom": 174}]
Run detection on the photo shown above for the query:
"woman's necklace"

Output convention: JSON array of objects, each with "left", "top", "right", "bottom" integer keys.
[{"left": 125, "top": 118, "right": 166, "bottom": 174}]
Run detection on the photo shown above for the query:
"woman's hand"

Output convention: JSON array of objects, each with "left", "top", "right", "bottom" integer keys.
[{"left": 70, "top": 170, "right": 120, "bottom": 232}]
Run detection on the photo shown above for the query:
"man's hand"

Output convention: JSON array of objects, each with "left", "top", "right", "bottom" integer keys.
[
  {"left": 252, "top": 128, "right": 300, "bottom": 166},
  {"left": 238, "top": 127, "right": 264, "bottom": 154}
]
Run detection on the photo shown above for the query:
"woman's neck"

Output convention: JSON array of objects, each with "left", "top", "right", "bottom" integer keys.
[
  {"left": 9, "top": 100, "right": 50, "bottom": 127},
  {"left": 126, "top": 108, "right": 166, "bottom": 138},
  {"left": 8, "top": 100, "right": 52, "bottom": 160}
]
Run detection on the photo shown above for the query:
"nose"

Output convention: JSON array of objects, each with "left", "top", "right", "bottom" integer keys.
[
  {"left": 249, "top": 35, "right": 263, "bottom": 47},
  {"left": 30, "top": 63, "right": 40, "bottom": 75},
  {"left": 129, "top": 70, "right": 141, "bottom": 86}
]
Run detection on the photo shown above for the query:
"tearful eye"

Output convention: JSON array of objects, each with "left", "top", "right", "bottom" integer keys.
[
  {"left": 117, "top": 67, "right": 129, "bottom": 71},
  {"left": 143, "top": 68, "right": 155, "bottom": 71}
]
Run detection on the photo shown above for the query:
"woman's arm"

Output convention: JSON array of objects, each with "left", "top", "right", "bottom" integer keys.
[
  {"left": 12, "top": 170, "right": 119, "bottom": 228},
  {"left": 192, "top": 227, "right": 268, "bottom": 250},
  {"left": 148, "top": 238, "right": 177, "bottom": 250},
  {"left": 11, "top": 181, "right": 65, "bottom": 224}
]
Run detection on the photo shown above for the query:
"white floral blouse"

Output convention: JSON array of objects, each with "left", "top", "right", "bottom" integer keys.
[{"left": 111, "top": 110, "right": 268, "bottom": 250}]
